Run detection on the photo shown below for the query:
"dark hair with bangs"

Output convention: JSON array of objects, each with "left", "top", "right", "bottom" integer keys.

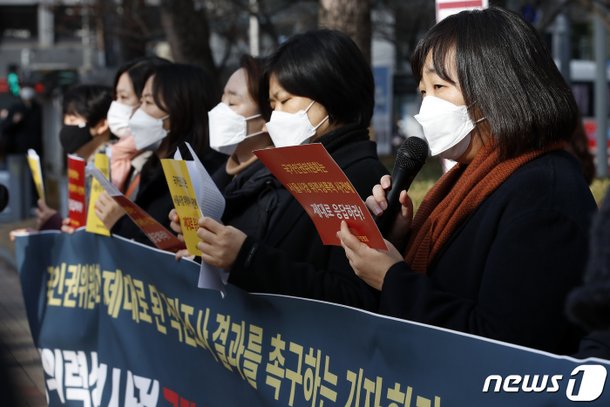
[
  {"left": 112, "top": 56, "right": 171, "bottom": 100},
  {"left": 259, "top": 29, "right": 374, "bottom": 128},
  {"left": 150, "top": 63, "right": 219, "bottom": 159},
  {"left": 63, "top": 84, "right": 113, "bottom": 127},
  {"left": 411, "top": 7, "right": 579, "bottom": 160}
]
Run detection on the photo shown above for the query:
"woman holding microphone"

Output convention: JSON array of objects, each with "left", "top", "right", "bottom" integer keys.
[{"left": 338, "top": 7, "right": 596, "bottom": 354}]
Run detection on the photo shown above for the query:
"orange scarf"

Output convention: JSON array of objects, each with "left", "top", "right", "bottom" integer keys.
[{"left": 405, "top": 142, "right": 563, "bottom": 274}]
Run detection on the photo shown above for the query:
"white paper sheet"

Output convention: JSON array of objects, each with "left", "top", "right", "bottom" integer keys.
[{"left": 175, "top": 143, "right": 228, "bottom": 292}]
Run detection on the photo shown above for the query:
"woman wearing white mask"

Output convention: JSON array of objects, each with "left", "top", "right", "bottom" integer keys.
[
  {"left": 208, "top": 55, "right": 271, "bottom": 185},
  {"left": 107, "top": 56, "right": 171, "bottom": 195},
  {"left": 95, "top": 63, "right": 226, "bottom": 246},
  {"left": 338, "top": 7, "right": 596, "bottom": 355},
  {"left": 170, "top": 55, "right": 281, "bottom": 240},
  {"left": 193, "top": 30, "right": 389, "bottom": 310}
]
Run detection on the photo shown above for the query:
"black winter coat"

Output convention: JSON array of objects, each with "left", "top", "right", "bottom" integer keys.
[
  {"left": 567, "top": 181, "right": 610, "bottom": 360},
  {"left": 228, "top": 124, "right": 389, "bottom": 311},
  {"left": 380, "top": 150, "right": 596, "bottom": 355},
  {"left": 220, "top": 160, "right": 284, "bottom": 240}
]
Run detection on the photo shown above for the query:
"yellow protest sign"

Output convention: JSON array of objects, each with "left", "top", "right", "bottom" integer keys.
[
  {"left": 161, "top": 159, "right": 202, "bottom": 256},
  {"left": 27, "top": 149, "right": 44, "bottom": 201},
  {"left": 85, "top": 153, "right": 111, "bottom": 236}
]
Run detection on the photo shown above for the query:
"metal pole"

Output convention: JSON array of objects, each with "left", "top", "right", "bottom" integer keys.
[
  {"left": 594, "top": 14, "right": 608, "bottom": 177},
  {"left": 82, "top": 2, "right": 92, "bottom": 73},
  {"left": 559, "top": 14, "right": 571, "bottom": 84},
  {"left": 249, "top": 0, "right": 260, "bottom": 57},
  {"left": 551, "top": 13, "right": 572, "bottom": 82},
  {"left": 7, "top": 155, "right": 31, "bottom": 220},
  {"left": 38, "top": 3, "right": 54, "bottom": 48}
]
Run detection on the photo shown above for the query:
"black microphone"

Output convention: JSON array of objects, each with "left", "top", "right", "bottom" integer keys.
[
  {"left": 376, "top": 137, "right": 428, "bottom": 236},
  {"left": 0, "top": 184, "right": 8, "bottom": 213}
]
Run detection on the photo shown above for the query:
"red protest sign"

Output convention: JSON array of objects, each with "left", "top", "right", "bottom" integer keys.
[
  {"left": 112, "top": 195, "right": 186, "bottom": 253},
  {"left": 255, "top": 144, "right": 386, "bottom": 250},
  {"left": 88, "top": 166, "right": 186, "bottom": 253},
  {"left": 67, "top": 155, "right": 86, "bottom": 228}
]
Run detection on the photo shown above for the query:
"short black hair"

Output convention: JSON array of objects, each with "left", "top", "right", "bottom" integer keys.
[
  {"left": 112, "top": 56, "right": 171, "bottom": 100},
  {"left": 62, "top": 84, "right": 113, "bottom": 127},
  {"left": 259, "top": 29, "right": 374, "bottom": 128},
  {"left": 411, "top": 7, "right": 579, "bottom": 160}
]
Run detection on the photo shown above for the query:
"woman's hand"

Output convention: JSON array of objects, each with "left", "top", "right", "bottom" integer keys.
[
  {"left": 169, "top": 208, "right": 184, "bottom": 239},
  {"left": 35, "top": 199, "right": 57, "bottom": 230},
  {"left": 94, "top": 192, "right": 126, "bottom": 230},
  {"left": 9, "top": 228, "right": 35, "bottom": 241},
  {"left": 366, "top": 174, "right": 414, "bottom": 249},
  {"left": 337, "top": 220, "right": 403, "bottom": 290},
  {"left": 196, "top": 217, "right": 247, "bottom": 269},
  {"left": 169, "top": 209, "right": 193, "bottom": 260},
  {"left": 60, "top": 217, "right": 76, "bottom": 234},
  {"left": 174, "top": 248, "right": 194, "bottom": 261}
]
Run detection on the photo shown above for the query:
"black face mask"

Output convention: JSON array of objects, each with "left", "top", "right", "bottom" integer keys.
[{"left": 59, "top": 124, "right": 93, "bottom": 154}]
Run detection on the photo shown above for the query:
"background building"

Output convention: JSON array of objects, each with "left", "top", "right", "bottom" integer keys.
[{"left": 0, "top": 0, "right": 608, "bottom": 220}]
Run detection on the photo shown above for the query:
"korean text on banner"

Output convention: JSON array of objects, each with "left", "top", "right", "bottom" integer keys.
[
  {"left": 16, "top": 230, "right": 610, "bottom": 407},
  {"left": 255, "top": 143, "right": 386, "bottom": 249},
  {"left": 27, "top": 149, "right": 45, "bottom": 201},
  {"left": 67, "top": 154, "right": 86, "bottom": 228},
  {"left": 161, "top": 158, "right": 202, "bottom": 256},
  {"left": 88, "top": 166, "right": 185, "bottom": 252},
  {"left": 85, "top": 153, "right": 110, "bottom": 236}
]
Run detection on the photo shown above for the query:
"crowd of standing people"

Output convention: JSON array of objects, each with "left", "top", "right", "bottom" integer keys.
[{"left": 3, "top": 6, "right": 610, "bottom": 360}]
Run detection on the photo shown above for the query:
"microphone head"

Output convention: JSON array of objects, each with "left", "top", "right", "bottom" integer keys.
[{"left": 394, "top": 137, "right": 428, "bottom": 172}]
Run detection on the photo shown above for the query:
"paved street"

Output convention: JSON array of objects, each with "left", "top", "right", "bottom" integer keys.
[{"left": 0, "top": 218, "right": 47, "bottom": 406}]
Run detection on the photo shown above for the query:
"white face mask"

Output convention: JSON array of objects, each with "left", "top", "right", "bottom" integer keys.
[
  {"left": 265, "top": 100, "right": 329, "bottom": 148},
  {"left": 414, "top": 95, "right": 475, "bottom": 160},
  {"left": 208, "top": 102, "right": 263, "bottom": 155},
  {"left": 107, "top": 101, "right": 134, "bottom": 138},
  {"left": 128, "top": 108, "right": 169, "bottom": 150}
]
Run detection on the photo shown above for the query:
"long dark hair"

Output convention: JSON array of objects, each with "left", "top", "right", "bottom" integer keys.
[
  {"left": 411, "top": 7, "right": 579, "bottom": 160},
  {"left": 240, "top": 54, "right": 267, "bottom": 120},
  {"left": 150, "top": 63, "right": 219, "bottom": 160}
]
